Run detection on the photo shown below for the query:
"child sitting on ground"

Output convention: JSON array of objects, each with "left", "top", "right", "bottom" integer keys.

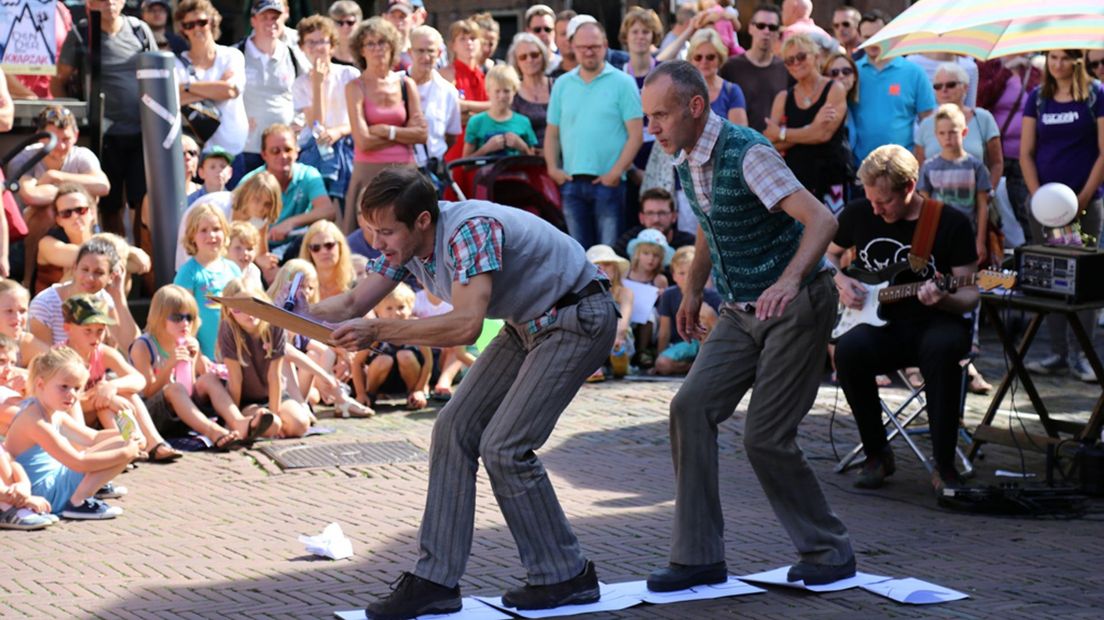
[
  {"left": 129, "top": 285, "right": 250, "bottom": 451},
  {"left": 462, "top": 65, "right": 538, "bottom": 157},
  {"left": 0, "top": 279, "right": 49, "bottom": 369},
  {"left": 585, "top": 245, "right": 634, "bottom": 379},
  {"left": 267, "top": 260, "right": 372, "bottom": 418},
  {"left": 227, "top": 221, "right": 265, "bottom": 289},
  {"left": 3, "top": 347, "right": 140, "bottom": 519},
  {"left": 204, "top": 278, "right": 310, "bottom": 438},
  {"left": 63, "top": 295, "right": 183, "bottom": 463},
  {"left": 189, "top": 146, "right": 234, "bottom": 204},
  {"left": 623, "top": 229, "right": 672, "bottom": 367},
  {"left": 412, "top": 289, "right": 472, "bottom": 400},
  {"left": 351, "top": 283, "right": 433, "bottom": 410},
  {"left": 0, "top": 335, "right": 28, "bottom": 435},
  {"left": 174, "top": 203, "right": 242, "bottom": 360},
  {"left": 654, "top": 246, "right": 722, "bottom": 376},
  {"left": 0, "top": 442, "right": 57, "bottom": 530}
]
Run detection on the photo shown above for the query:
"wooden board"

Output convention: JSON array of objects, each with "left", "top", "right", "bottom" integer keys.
[{"left": 209, "top": 296, "right": 336, "bottom": 345}]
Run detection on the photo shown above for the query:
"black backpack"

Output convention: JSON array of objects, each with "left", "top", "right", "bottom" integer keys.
[{"left": 64, "top": 16, "right": 154, "bottom": 99}]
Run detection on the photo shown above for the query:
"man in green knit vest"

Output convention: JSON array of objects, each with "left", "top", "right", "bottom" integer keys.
[{"left": 641, "top": 61, "right": 855, "bottom": 592}]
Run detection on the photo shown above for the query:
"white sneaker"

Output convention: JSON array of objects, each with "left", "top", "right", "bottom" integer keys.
[
  {"left": 1072, "top": 356, "right": 1097, "bottom": 383},
  {"left": 1025, "top": 354, "right": 1069, "bottom": 375}
]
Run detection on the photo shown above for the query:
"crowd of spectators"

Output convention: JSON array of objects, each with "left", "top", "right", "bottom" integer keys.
[{"left": 0, "top": 0, "right": 1102, "bottom": 526}]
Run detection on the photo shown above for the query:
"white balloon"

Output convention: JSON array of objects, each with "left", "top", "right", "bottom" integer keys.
[{"left": 1031, "top": 182, "right": 1078, "bottom": 228}]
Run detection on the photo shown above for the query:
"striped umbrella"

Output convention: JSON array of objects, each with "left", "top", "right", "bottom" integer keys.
[{"left": 861, "top": 0, "right": 1104, "bottom": 60}]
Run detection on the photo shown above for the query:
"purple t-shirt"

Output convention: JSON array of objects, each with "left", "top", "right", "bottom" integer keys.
[{"left": 1023, "top": 83, "right": 1104, "bottom": 199}]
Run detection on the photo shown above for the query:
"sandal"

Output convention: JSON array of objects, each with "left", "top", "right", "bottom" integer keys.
[
  {"left": 147, "top": 441, "right": 183, "bottom": 463},
  {"left": 335, "top": 398, "right": 374, "bottom": 418},
  {"left": 213, "top": 430, "right": 244, "bottom": 452},
  {"left": 244, "top": 411, "right": 275, "bottom": 444},
  {"left": 430, "top": 387, "right": 453, "bottom": 402},
  {"left": 904, "top": 368, "right": 924, "bottom": 389}
]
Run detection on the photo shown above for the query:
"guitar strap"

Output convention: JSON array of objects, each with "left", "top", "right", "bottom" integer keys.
[{"left": 908, "top": 199, "right": 943, "bottom": 273}]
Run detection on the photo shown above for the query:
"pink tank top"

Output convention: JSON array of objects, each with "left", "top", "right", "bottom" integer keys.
[{"left": 355, "top": 81, "right": 416, "bottom": 165}]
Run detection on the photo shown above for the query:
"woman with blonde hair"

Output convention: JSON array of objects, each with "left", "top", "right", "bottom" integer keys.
[
  {"left": 765, "top": 33, "right": 852, "bottom": 211},
  {"left": 344, "top": 17, "right": 427, "bottom": 233},
  {"left": 687, "top": 29, "right": 747, "bottom": 126},
  {"left": 298, "top": 220, "right": 355, "bottom": 300}
]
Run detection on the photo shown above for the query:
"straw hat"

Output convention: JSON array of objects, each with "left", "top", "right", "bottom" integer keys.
[{"left": 585, "top": 244, "right": 630, "bottom": 277}]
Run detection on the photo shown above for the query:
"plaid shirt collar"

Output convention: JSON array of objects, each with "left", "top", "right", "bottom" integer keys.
[{"left": 672, "top": 111, "right": 724, "bottom": 168}]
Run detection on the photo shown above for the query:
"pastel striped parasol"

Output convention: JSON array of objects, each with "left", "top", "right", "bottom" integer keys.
[{"left": 860, "top": 0, "right": 1104, "bottom": 60}]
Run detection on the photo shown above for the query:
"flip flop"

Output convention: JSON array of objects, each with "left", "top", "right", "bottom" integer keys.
[
  {"left": 430, "top": 387, "right": 453, "bottom": 402},
  {"left": 213, "top": 431, "right": 244, "bottom": 452},
  {"left": 146, "top": 441, "right": 183, "bottom": 463},
  {"left": 243, "top": 412, "right": 275, "bottom": 444}
]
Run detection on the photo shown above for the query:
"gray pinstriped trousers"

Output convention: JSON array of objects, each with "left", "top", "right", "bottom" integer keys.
[
  {"left": 413, "top": 293, "right": 617, "bottom": 588},
  {"left": 668, "top": 272, "right": 853, "bottom": 567}
]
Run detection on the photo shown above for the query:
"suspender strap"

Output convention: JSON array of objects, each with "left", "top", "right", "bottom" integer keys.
[{"left": 909, "top": 199, "right": 943, "bottom": 273}]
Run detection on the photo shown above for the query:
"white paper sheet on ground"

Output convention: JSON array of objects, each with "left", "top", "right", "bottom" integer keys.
[
  {"left": 299, "top": 522, "right": 353, "bottom": 560},
  {"left": 614, "top": 577, "right": 765, "bottom": 604},
  {"left": 738, "top": 566, "right": 892, "bottom": 592},
  {"left": 860, "top": 578, "right": 969, "bottom": 604},
  {"left": 334, "top": 598, "right": 512, "bottom": 620},
  {"left": 622, "top": 279, "right": 659, "bottom": 324},
  {"left": 475, "top": 581, "right": 642, "bottom": 618}
]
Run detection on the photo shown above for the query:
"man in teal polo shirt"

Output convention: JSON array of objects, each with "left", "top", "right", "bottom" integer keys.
[
  {"left": 239, "top": 123, "right": 336, "bottom": 253},
  {"left": 640, "top": 61, "right": 854, "bottom": 592},
  {"left": 850, "top": 44, "right": 936, "bottom": 164},
  {"left": 544, "top": 17, "right": 643, "bottom": 248}
]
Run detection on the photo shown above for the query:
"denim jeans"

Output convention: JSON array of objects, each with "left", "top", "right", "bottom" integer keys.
[{"left": 560, "top": 178, "right": 625, "bottom": 249}]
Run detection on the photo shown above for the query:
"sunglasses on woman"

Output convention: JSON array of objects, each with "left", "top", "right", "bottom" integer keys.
[
  {"left": 516, "top": 51, "right": 542, "bottom": 62},
  {"left": 530, "top": 26, "right": 553, "bottom": 34},
  {"left": 692, "top": 53, "right": 717, "bottom": 63},
  {"left": 309, "top": 241, "right": 338, "bottom": 253},
  {"left": 57, "top": 206, "right": 90, "bottom": 219},
  {"left": 169, "top": 312, "right": 195, "bottom": 324},
  {"left": 827, "top": 67, "right": 854, "bottom": 78},
  {"left": 337, "top": 18, "right": 358, "bottom": 27},
  {"left": 1088, "top": 60, "right": 1103, "bottom": 72},
  {"left": 783, "top": 52, "right": 809, "bottom": 67},
  {"left": 181, "top": 17, "right": 209, "bottom": 31},
  {"left": 932, "top": 80, "right": 960, "bottom": 90}
]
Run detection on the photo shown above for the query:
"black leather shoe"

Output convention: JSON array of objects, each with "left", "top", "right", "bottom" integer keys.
[
  {"left": 646, "top": 561, "right": 728, "bottom": 592},
  {"left": 855, "top": 447, "right": 896, "bottom": 489},
  {"left": 502, "top": 560, "right": 600, "bottom": 610},
  {"left": 364, "top": 572, "right": 462, "bottom": 620},
  {"left": 786, "top": 556, "right": 856, "bottom": 586}
]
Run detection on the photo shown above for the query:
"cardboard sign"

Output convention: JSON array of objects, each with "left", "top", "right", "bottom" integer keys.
[
  {"left": 0, "top": 1, "right": 57, "bottom": 76},
  {"left": 209, "top": 296, "right": 337, "bottom": 345}
]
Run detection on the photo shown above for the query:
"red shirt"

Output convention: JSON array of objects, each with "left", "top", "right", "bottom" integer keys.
[{"left": 445, "top": 61, "right": 487, "bottom": 162}]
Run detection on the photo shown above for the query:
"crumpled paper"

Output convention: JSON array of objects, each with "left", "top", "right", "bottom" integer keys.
[{"left": 299, "top": 522, "right": 353, "bottom": 560}]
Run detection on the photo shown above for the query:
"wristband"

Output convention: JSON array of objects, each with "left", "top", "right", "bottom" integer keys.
[
  {"left": 779, "top": 125, "right": 787, "bottom": 141},
  {"left": 388, "top": 125, "right": 397, "bottom": 141},
  {"left": 184, "top": 82, "right": 191, "bottom": 93}
]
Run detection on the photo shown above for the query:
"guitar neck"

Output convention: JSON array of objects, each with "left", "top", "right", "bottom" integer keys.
[{"left": 877, "top": 274, "right": 976, "bottom": 304}]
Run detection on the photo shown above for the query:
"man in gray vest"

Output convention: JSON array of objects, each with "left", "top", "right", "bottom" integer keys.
[
  {"left": 305, "top": 167, "right": 617, "bottom": 619},
  {"left": 640, "top": 61, "right": 855, "bottom": 592}
]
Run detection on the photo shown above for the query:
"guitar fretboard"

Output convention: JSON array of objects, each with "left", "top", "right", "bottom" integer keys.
[{"left": 877, "top": 274, "right": 976, "bottom": 303}]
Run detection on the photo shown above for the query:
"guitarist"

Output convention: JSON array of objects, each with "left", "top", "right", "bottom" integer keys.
[{"left": 827, "top": 145, "right": 979, "bottom": 493}]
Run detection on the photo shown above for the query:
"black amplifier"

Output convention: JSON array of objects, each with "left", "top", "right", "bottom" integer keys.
[{"left": 1015, "top": 245, "right": 1104, "bottom": 302}]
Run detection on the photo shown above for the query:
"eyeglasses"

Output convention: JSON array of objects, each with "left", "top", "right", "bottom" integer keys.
[
  {"left": 169, "top": 312, "right": 195, "bottom": 324},
  {"left": 833, "top": 21, "right": 853, "bottom": 29},
  {"left": 337, "top": 18, "right": 358, "bottom": 27},
  {"left": 183, "top": 149, "right": 199, "bottom": 157},
  {"left": 303, "top": 38, "right": 330, "bottom": 48},
  {"left": 37, "top": 106, "right": 74, "bottom": 129},
  {"left": 751, "top": 21, "right": 780, "bottom": 32},
  {"left": 516, "top": 51, "right": 542, "bottom": 62},
  {"left": 181, "top": 17, "right": 210, "bottom": 31},
  {"left": 574, "top": 44, "right": 603, "bottom": 54},
  {"left": 692, "top": 53, "right": 718, "bottom": 63},
  {"left": 827, "top": 67, "right": 855, "bottom": 78},
  {"left": 641, "top": 210, "right": 672, "bottom": 217},
  {"left": 363, "top": 40, "right": 388, "bottom": 49},
  {"left": 1088, "top": 60, "right": 1103, "bottom": 72},
  {"left": 932, "top": 80, "right": 960, "bottom": 90},
  {"left": 530, "top": 26, "right": 553, "bottom": 34},
  {"left": 57, "top": 206, "right": 90, "bottom": 219},
  {"left": 309, "top": 241, "right": 338, "bottom": 253},
  {"left": 782, "top": 51, "right": 809, "bottom": 67},
  {"left": 412, "top": 47, "right": 437, "bottom": 56}
]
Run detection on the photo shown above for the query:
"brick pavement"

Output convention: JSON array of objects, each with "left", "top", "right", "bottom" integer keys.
[{"left": 2, "top": 334, "right": 1104, "bottom": 620}]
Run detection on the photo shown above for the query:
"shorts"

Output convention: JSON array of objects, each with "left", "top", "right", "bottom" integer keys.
[
  {"left": 659, "top": 340, "right": 700, "bottom": 363},
  {"left": 370, "top": 345, "right": 425, "bottom": 395},
  {"left": 145, "top": 391, "right": 192, "bottom": 438}
]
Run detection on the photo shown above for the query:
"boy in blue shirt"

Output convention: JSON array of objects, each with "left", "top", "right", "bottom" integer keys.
[{"left": 462, "top": 65, "right": 537, "bottom": 157}]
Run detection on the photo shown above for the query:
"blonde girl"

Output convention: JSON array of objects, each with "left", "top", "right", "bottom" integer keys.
[
  {"left": 585, "top": 245, "right": 634, "bottom": 379},
  {"left": 231, "top": 171, "right": 283, "bottom": 281},
  {"left": 173, "top": 203, "right": 241, "bottom": 359},
  {"left": 0, "top": 279, "right": 49, "bottom": 368},
  {"left": 298, "top": 220, "right": 355, "bottom": 300},
  {"left": 227, "top": 221, "right": 265, "bottom": 289},
  {"left": 129, "top": 285, "right": 246, "bottom": 451},
  {"left": 205, "top": 278, "right": 309, "bottom": 438},
  {"left": 627, "top": 241, "right": 669, "bottom": 289}
]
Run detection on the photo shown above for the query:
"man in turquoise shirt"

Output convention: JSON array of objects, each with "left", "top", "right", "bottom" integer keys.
[
  {"left": 545, "top": 18, "right": 643, "bottom": 248},
  {"left": 850, "top": 45, "right": 937, "bottom": 164},
  {"left": 239, "top": 124, "right": 335, "bottom": 252}
]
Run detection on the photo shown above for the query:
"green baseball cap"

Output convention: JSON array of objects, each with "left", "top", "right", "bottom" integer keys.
[
  {"left": 62, "top": 294, "right": 117, "bottom": 326},
  {"left": 200, "top": 146, "right": 234, "bottom": 166}
]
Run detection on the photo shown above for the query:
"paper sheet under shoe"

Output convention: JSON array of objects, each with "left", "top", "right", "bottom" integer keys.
[
  {"left": 860, "top": 578, "right": 969, "bottom": 604},
  {"left": 614, "top": 577, "right": 766, "bottom": 604},
  {"left": 334, "top": 598, "right": 512, "bottom": 620},
  {"left": 739, "top": 566, "right": 892, "bottom": 592},
  {"left": 475, "top": 581, "right": 642, "bottom": 618}
]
